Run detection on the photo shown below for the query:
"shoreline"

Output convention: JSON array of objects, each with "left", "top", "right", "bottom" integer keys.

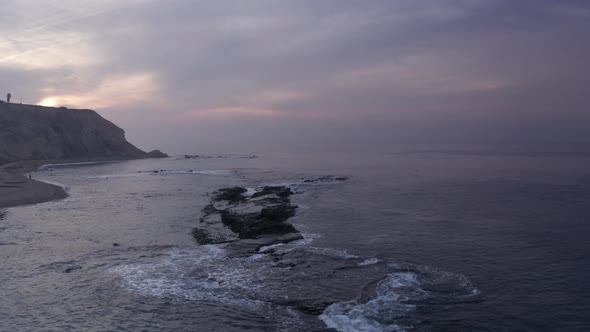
[
  {"left": 0, "top": 155, "right": 167, "bottom": 210},
  {"left": 0, "top": 165, "right": 68, "bottom": 209},
  {"left": 0, "top": 158, "right": 124, "bottom": 210}
]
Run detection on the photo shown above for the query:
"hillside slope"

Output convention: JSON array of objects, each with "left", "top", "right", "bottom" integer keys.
[{"left": 0, "top": 101, "right": 147, "bottom": 163}]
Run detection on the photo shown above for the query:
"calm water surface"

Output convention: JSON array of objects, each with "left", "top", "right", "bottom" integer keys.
[{"left": 1, "top": 145, "right": 589, "bottom": 331}]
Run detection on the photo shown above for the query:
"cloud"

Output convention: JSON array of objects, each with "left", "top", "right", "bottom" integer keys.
[
  {"left": 37, "top": 72, "right": 159, "bottom": 109},
  {"left": 1, "top": 0, "right": 590, "bottom": 152},
  {"left": 0, "top": 1, "right": 145, "bottom": 69},
  {"left": 183, "top": 106, "right": 279, "bottom": 119}
]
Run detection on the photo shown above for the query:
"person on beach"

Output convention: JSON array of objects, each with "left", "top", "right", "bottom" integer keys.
[{"left": 6, "top": 93, "right": 11, "bottom": 103}]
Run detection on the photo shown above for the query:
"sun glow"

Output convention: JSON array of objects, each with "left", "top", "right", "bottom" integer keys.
[
  {"left": 38, "top": 97, "right": 61, "bottom": 107},
  {"left": 36, "top": 73, "right": 159, "bottom": 109}
]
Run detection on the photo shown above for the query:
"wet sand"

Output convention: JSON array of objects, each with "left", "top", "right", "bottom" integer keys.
[{"left": 0, "top": 161, "right": 67, "bottom": 209}]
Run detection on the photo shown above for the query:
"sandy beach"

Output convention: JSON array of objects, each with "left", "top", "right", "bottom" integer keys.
[{"left": 0, "top": 161, "right": 67, "bottom": 209}]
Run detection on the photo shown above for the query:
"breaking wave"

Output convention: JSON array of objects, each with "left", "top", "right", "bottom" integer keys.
[
  {"left": 81, "top": 170, "right": 236, "bottom": 180},
  {"left": 320, "top": 263, "right": 481, "bottom": 332},
  {"left": 109, "top": 238, "right": 480, "bottom": 331},
  {"left": 39, "top": 161, "right": 119, "bottom": 170}
]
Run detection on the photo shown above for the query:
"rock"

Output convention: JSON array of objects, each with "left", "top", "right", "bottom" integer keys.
[
  {"left": 259, "top": 204, "right": 297, "bottom": 221},
  {"left": 146, "top": 150, "right": 168, "bottom": 158},
  {"left": 303, "top": 176, "right": 349, "bottom": 183},
  {"left": 193, "top": 185, "right": 299, "bottom": 245},
  {"left": 282, "top": 299, "right": 335, "bottom": 316},
  {"left": 191, "top": 228, "right": 228, "bottom": 244},
  {"left": 213, "top": 187, "right": 248, "bottom": 203},
  {"left": 251, "top": 186, "right": 293, "bottom": 199},
  {"left": 64, "top": 266, "right": 82, "bottom": 273},
  {"left": 220, "top": 207, "right": 298, "bottom": 239},
  {"left": 182, "top": 154, "right": 257, "bottom": 159}
]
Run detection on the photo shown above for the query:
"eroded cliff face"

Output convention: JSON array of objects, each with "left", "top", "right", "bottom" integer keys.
[{"left": 0, "top": 102, "right": 146, "bottom": 163}]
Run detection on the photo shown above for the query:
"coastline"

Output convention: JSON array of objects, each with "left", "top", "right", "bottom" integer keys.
[
  {"left": 0, "top": 160, "right": 68, "bottom": 209},
  {"left": 0, "top": 155, "right": 167, "bottom": 210}
]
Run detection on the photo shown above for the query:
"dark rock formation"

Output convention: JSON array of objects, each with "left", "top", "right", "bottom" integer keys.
[
  {"left": 251, "top": 186, "right": 293, "bottom": 199},
  {"left": 182, "top": 154, "right": 257, "bottom": 159},
  {"left": 213, "top": 187, "right": 248, "bottom": 203},
  {"left": 0, "top": 102, "right": 162, "bottom": 163},
  {"left": 145, "top": 150, "right": 168, "bottom": 158},
  {"left": 303, "top": 175, "right": 349, "bottom": 183},
  {"left": 193, "top": 185, "right": 299, "bottom": 245}
]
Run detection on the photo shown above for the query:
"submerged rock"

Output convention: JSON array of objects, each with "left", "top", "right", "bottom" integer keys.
[
  {"left": 182, "top": 154, "right": 257, "bottom": 159},
  {"left": 303, "top": 176, "right": 349, "bottom": 183},
  {"left": 282, "top": 299, "right": 336, "bottom": 316}
]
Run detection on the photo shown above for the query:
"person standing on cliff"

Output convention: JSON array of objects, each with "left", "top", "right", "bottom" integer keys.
[{"left": 6, "top": 93, "right": 11, "bottom": 103}]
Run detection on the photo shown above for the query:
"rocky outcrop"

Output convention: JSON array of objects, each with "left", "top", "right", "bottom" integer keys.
[
  {"left": 193, "top": 186, "right": 301, "bottom": 247},
  {"left": 183, "top": 154, "right": 257, "bottom": 159},
  {"left": 192, "top": 179, "right": 350, "bottom": 249},
  {"left": 146, "top": 150, "right": 168, "bottom": 158},
  {"left": 0, "top": 102, "right": 156, "bottom": 163},
  {"left": 190, "top": 179, "right": 394, "bottom": 318}
]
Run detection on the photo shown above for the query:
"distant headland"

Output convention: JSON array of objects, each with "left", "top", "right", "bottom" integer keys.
[
  {"left": 0, "top": 101, "right": 167, "bottom": 163},
  {"left": 0, "top": 101, "right": 167, "bottom": 208}
]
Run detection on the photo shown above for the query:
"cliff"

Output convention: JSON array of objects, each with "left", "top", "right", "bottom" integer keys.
[{"left": 0, "top": 101, "right": 149, "bottom": 164}]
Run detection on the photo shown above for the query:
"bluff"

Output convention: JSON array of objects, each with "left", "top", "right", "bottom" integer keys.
[{"left": 0, "top": 101, "right": 155, "bottom": 164}]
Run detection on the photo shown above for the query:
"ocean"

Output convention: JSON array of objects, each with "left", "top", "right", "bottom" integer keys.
[{"left": 1, "top": 144, "right": 589, "bottom": 331}]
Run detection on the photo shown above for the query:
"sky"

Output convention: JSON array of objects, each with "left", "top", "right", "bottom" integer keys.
[{"left": 1, "top": 0, "right": 589, "bottom": 154}]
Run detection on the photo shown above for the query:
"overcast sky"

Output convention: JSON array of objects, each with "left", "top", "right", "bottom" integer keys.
[{"left": 1, "top": 0, "right": 589, "bottom": 153}]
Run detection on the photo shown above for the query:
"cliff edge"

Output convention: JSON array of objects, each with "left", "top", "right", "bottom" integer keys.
[{"left": 0, "top": 101, "right": 150, "bottom": 164}]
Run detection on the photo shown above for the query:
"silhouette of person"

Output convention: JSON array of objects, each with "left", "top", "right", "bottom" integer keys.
[{"left": 6, "top": 93, "right": 11, "bottom": 103}]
